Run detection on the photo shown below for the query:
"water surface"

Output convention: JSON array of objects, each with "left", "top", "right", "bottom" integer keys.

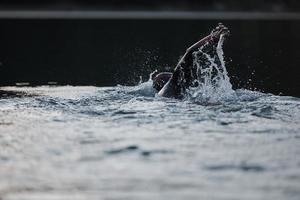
[{"left": 0, "top": 84, "right": 299, "bottom": 200}]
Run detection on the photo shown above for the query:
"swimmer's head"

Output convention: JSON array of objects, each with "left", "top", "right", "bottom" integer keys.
[{"left": 151, "top": 71, "right": 172, "bottom": 91}]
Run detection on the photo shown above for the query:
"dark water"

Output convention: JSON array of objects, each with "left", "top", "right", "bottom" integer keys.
[{"left": 0, "top": 84, "right": 299, "bottom": 200}]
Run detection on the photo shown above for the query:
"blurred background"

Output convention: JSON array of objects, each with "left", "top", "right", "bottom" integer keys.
[
  {"left": 0, "top": 0, "right": 299, "bottom": 96},
  {"left": 0, "top": 0, "right": 300, "bottom": 11}
]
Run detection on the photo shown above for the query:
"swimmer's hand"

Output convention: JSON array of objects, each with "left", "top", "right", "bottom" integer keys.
[{"left": 211, "top": 23, "right": 230, "bottom": 40}]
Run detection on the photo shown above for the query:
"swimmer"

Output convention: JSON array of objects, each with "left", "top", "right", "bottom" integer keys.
[{"left": 151, "top": 23, "right": 230, "bottom": 98}]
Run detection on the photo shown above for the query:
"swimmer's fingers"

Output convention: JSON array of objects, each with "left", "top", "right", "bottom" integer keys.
[
  {"left": 212, "top": 23, "right": 225, "bottom": 33},
  {"left": 216, "top": 23, "right": 225, "bottom": 30},
  {"left": 211, "top": 25, "right": 230, "bottom": 39}
]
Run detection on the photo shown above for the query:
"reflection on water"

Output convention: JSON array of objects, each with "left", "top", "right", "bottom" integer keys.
[{"left": 0, "top": 85, "right": 300, "bottom": 200}]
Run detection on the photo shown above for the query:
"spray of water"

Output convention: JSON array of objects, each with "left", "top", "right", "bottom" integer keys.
[
  {"left": 186, "top": 34, "right": 236, "bottom": 103},
  {"left": 134, "top": 33, "right": 238, "bottom": 102}
]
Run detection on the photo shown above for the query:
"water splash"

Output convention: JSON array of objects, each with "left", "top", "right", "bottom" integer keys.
[
  {"left": 123, "top": 78, "right": 156, "bottom": 97},
  {"left": 187, "top": 34, "right": 236, "bottom": 103},
  {"left": 133, "top": 34, "right": 260, "bottom": 103}
]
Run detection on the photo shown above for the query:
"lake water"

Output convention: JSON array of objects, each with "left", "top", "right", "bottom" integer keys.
[{"left": 0, "top": 84, "right": 299, "bottom": 200}]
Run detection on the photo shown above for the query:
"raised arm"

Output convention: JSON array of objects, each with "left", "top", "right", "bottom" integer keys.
[
  {"left": 157, "top": 23, "right": 230, "bottom": 98},
  {"left": 186, "top": 23, "right": 229, "bottom": 54}
]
